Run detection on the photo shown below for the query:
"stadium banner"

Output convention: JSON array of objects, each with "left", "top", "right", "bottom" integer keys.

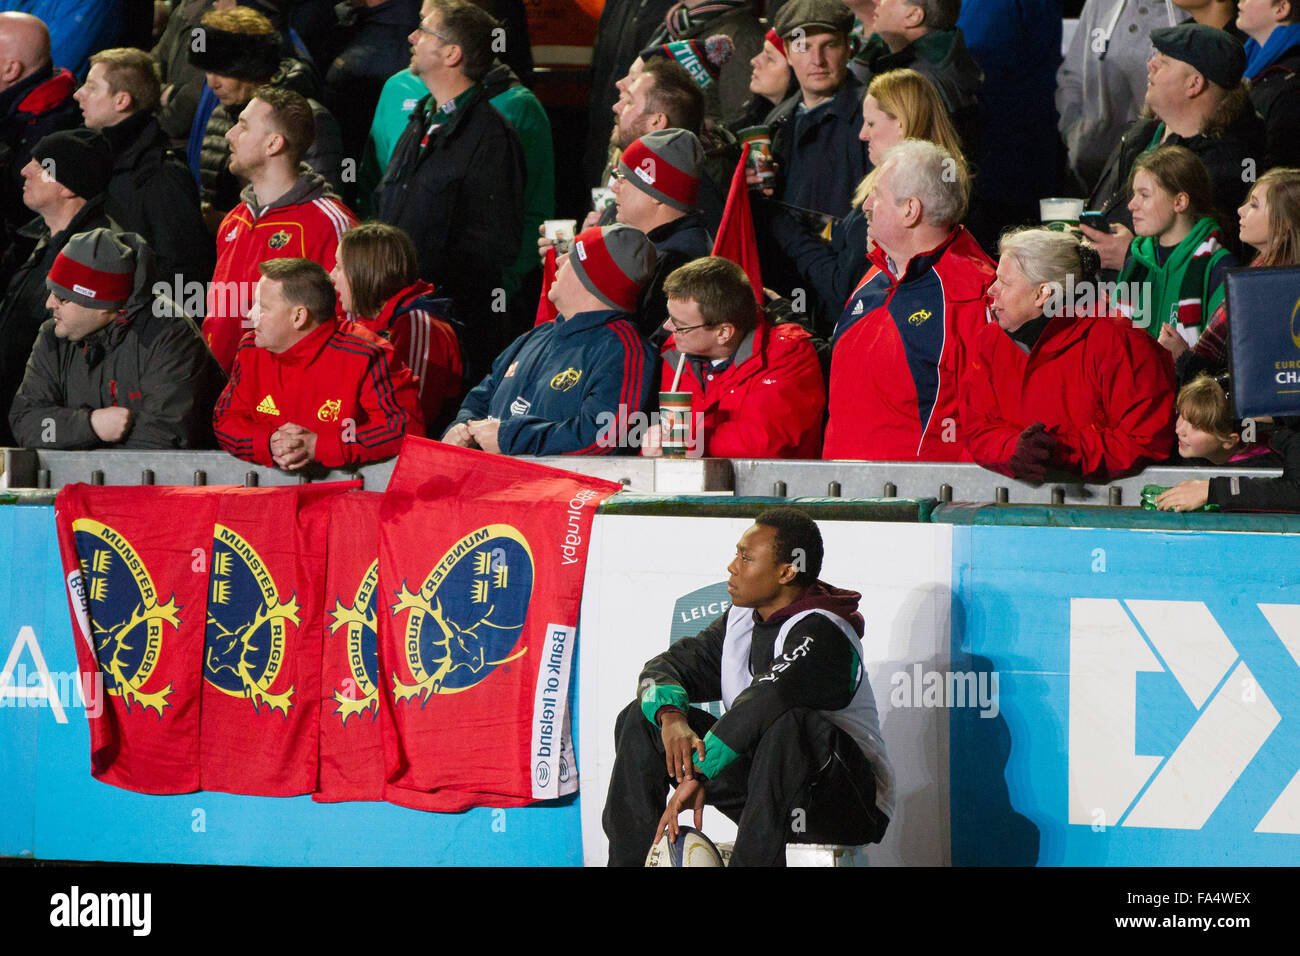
[
  {"left": 54, "top": 485, "right": 228, "bottom": 794},
  {"left": 54, "top": 483, "right": 360, "bottom": 798},
  {"left": 316, "top": 491, "right": 385, "bottom": 803},
  {"left": 950, "top": 525, "right": 1300, "bottom": 865},
  {"left": 2, "top": 503, "right": 583, "bottom": 866},
  {"left": 577, "top": 513, "right": 955, "bottom": 867},
  {"left": 198, "top": 484, "right": 358, "bottom": 796},
  {"left": 379, "top": 437, "right": 621, "bottom": 811}
]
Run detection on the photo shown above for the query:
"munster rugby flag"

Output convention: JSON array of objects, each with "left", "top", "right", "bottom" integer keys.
[
  {"left": 55, "top": 485, "right": 226, "bottom": 794},
  {"left": 315, "top": 490, "right": 385, "bottom": 803},
  {"left": 379, "top": 436, "right": 620, "bottom": 809},
  {"left": 199, "top": 482, "right": 357, "bottom": 796}
]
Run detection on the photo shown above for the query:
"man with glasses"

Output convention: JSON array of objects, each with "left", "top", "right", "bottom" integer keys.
[
  {"left": 374, "top": 0, "right": 525, "bottom": 380},
  {"left": 609, "top": 128, "right": 711, "bottom": 345},
  {"left": 642, "top": 256, "right": 826, "bottom": 459}
]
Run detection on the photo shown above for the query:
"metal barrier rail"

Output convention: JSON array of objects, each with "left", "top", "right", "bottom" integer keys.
[
  {"left": 730, "top": 459, "right": 1281, "bottom": 506},
  {"left": 1, "top": 448, "right": 1276, "bottom": 506},
  {"left": 0, "top": 449, "right": 734, "bottom": 495}
]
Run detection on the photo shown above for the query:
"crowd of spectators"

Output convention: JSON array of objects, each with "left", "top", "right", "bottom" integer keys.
[{"left": 0, "top": 0, "right": 1298, "bottom": 508}]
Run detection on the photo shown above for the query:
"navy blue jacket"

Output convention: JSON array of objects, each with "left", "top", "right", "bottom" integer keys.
[
  {"left": 452, "top": 309, "right": 654, "bottom": 456},
  {"left": 768, "top": 78, "right": 869, "bottom": 218}
]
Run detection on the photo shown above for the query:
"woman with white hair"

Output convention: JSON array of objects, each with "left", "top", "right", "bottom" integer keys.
[{"left": 960, "top": 226, "right": 1177, "bottom": 482}]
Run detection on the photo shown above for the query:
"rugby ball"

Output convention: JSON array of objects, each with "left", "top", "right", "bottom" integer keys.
[{"left": 644, "top": 826, "right": 725, "bottom": 867}]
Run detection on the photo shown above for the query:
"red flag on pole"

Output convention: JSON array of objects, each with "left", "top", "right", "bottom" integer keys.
[
  {"left": 378, "top": 436, "right": 621, "bottom": 810},
  {"left": 534, "top": 247, "right": 560, "bottom": 326},
  {"left": 711, "top": 142, "right": 764, "bottom": 305}
]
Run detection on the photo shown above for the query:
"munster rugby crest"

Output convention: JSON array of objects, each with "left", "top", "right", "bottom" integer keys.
[
  {"left": 391, "top": 524, "right": 534, "bottom": 704},
  {"left": 327, "top": 558, "right": 379, "bottom": 722},
  {"left": 72, "top": 519, "right": 181, "bottom": 716},
  {"left": 204, "top": 524, "right": 299, "bottom": 714}
]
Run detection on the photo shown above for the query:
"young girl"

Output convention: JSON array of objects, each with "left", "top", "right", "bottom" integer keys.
[
  {"left": 1156, "top": 374, "right": 1300, "bottom": 512},
  {"left": 1161, "top": 167, "right": 1300, "bottom": 378},
  {"left": 1116, "top": 146, "right": 1236, "bottom": 346}
]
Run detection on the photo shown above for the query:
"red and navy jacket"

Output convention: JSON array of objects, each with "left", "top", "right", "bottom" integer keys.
[
  {"left": 213, "top": 319, "right": 423, "bottom": 467},
  {"left": 451, "top": 309, "right": 653, "bottom": 455},
  {"left": 354, "top": 280, "right": 464, "bottom": 437},
  {"left": 202, "top": 174, "right": 357, "bottom": 373},
  {"left": 658, "top": 315, "right": 826, "bottom": 458},
  {"left": 823, "top": 227, "right": 994, "bottom": 461}
]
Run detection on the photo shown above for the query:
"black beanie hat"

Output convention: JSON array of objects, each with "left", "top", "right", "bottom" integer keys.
[{"left": 30, "top": 128, "right": 113, "bottom": 201}]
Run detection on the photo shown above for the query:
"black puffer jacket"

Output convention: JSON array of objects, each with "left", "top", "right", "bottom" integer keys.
[
  {"left": 102, "top": 111, "right": 215, "bottom": 300},
  {"left": 199, "top": 57, "right": 344, "bottom": 213},
  {"left": 9, "top": 234, "right": 226, "bottom": 450},
  {"left": 1248, "top": 42, "right": 1300, "bottom": 169},
  {"left": 0, "top": 198, "right": 119, "bottom": 446}
]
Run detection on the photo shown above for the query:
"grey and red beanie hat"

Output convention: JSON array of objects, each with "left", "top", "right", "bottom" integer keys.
[
  {"left": 618, "top": 128, "right": 705, "bottom": 213},
  {"left": 46, "top": 228, "right": 135, "bottom": 310},
  {"left": 568, "top": 224, "right": 657, "bottom": 313}
]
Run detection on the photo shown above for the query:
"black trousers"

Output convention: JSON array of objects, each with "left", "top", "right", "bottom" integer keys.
[{"left": 602, "top": 702, "right": 888, "bottom": 867}]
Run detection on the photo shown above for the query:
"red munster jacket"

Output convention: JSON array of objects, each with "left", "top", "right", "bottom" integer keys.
[
  {"left": 202, "top": 173, "right": 357, "bottom": 372},
  {"left": 659, "top": 316, "right": 826, "bottom": 458},
  {"left": 354, "top": 280, "right": 464, "bottom": 435},
  {"left": 213, "top": 319, "right": 423, "bottom": 467},
  {"left": 961, "top": 312, "right": 1176, "bottom": 481},
  {"left": 823, "top": 227, "right": 995, "bottom": 461}
]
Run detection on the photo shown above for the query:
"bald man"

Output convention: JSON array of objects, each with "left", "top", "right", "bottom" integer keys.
[{"left": 0, "top": 12, "right": 80, "bottom": 246}]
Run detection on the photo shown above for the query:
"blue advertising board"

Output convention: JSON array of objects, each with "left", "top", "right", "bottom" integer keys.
[
  {"left": 951, "top": 525, "right": 1300, "bottom": 865},
  {"left": 0, "top": 505, "right": 580, "bottom": 866}
]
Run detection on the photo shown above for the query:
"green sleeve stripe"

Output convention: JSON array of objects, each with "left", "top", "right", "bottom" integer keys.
[
  {"left": 694, "top": 730, "right": 740, "bottom": 779},
  {"left": 640, "top": 682, "right": 689, "bottom": 726}
]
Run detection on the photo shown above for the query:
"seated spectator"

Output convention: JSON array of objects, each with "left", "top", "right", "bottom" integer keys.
[
  {"left": 1166, "top": 166, "right": 1300, "bottom": 378},
  {"left": 642, "top": 256, "right": 825, "bottom": 459},
  {"left": 727, "top": 28, "right": 795, "bottom": 130},
  {"left": 331, "top": 222, "right": 464, "bottom": 437},
  {"left": 770, "top": 67, "right": 965, "bottom": 334},
  {"left": 0, "top": 128, "right": 116, "bottom": 447},
  {"left": 1116, "top": 145, "right": 1236, "bottom": 345},
  {"left": 74, "top": 47, "right": 215, "bottom": 300},
  {"left": 766, "top": 0, "right": 868, "bottom": 219},
  {"left": 852, "top": 0, "right": 981, "bottom": 152},
  {"left": 1057, "top": 0, "right": 1190, "bottom": 195},
  {"left": 0, "top": 11, "right": 79, "bottom": 245},
  {"left": 963, "top": 227, "right": 1176, "bottom": 482},
  {"left": 823, "top": 139, "right": 994, "bottom": 461},
  {"left": 202, "top": 86, "right": 357, "bottom": 374},
  {"left": 609, "top": 128, "right": 712, "bottom": 343},
  {"left": 1084, "top": 23, "right": 1264, "bottom": 271},
  {"left": 188, "top": 5, "right": 344, "bottom": 221},
  {"left": 373, "top": 0, "right": 525, "bottom": 380},
  {"left": 214, "top": 257, "right": 423, "bottom": 470},
  {"left": 9, "top": 228, "right": 224, "bottom": 449},
  {"left": 444, "top": 224, "right": 656, "bottom": 456},
  {"left": 596, "top": 56, "right": 714, "bottom": 225},
  {"left": 1239, "top": 0, "right": 1300, "bottom": 167},
  {"left": 1156, "top": 374, "right": 1300, "bottom": 510}
]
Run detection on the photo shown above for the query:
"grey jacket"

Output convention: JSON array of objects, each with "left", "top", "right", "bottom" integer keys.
[{"left": 9, "top": 235, "right": 226, "bottom": 449}]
